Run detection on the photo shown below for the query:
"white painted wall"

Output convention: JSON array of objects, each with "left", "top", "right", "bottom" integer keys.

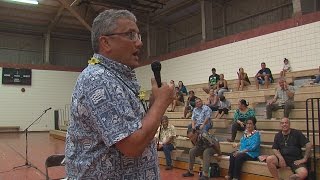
[
  {"left": 136, "top": 21, "right": 320, "bottom": 90},
  {"left": 0, "top": 68, "right": 80, "bottom": 131}
]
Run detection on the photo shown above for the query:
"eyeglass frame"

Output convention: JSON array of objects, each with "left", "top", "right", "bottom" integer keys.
[{"left": 102, "top": 31, "right": 142, "bottom": 41}]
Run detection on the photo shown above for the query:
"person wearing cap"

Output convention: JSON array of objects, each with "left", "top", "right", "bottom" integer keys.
[{"left": 203, "top": 68, "right": 220, "bottom": 94}]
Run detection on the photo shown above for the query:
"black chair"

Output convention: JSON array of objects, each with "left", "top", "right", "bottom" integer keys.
[{"left": 45, "top": 154, "right": 65, "bottom": 180}]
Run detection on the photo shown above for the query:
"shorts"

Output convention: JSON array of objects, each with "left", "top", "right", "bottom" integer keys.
[
  {"left": 187, "top": 105, "right": 194, "bottom": 111},
  {"left": 257, "top": 77, "right": 273, "bottom": 85},
  {"left": 276, "top": 156, "right": 307, "bottom": 172},
  {"left": 218, "top": 108, "right": 229, "bottom": 114}
]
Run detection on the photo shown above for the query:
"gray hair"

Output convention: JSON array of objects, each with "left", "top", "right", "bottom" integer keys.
[{"left": 91, "top": 9, "right": 137, "bottom": 53}]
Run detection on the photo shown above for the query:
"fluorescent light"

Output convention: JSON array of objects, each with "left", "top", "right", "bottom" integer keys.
[{"left": 8, "top": 0, "right": 38, "bottom": 5}]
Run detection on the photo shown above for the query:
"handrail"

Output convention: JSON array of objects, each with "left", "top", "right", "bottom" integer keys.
[{"left": 305, "top": 98, "right": 319, "bottom": 180}]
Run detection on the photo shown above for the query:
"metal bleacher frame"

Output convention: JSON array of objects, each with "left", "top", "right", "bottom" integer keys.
[{"left": 306, "top": 98, "right": 320, "bottom": 180}]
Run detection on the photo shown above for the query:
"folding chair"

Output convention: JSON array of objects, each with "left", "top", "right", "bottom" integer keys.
[{"left": 45, "top": 154, "right": 65, "bottom": 180}]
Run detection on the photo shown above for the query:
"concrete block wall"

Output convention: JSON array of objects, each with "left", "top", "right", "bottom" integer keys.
[{"left": 136, "top": 20, "right": 320, "bottom": 91}]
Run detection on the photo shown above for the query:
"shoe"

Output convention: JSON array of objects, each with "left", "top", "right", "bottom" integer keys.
[
  {"left": 225, "top": 175, "right": 231, "bottom": 180},
  {"left": 199, "top": 176, "right": 209, "bottom": 180},
  {"left": 227, "top": 138, "right": 234, "bottom": 142},
  {"left": 182, "top": 171, "right": 194, "bottom": 177},
  {"left": 165, "top": 165, "right": 173, "bottom": 170}
]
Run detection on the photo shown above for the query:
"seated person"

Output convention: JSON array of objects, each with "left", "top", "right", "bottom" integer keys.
[
  {"left": 227, "top": 99, "right": 255, "bottom": 142},
  {"left": 226, "top": 117, "right": 260, "bottom": 180},
  {"left": 178, "top": 81, "right": 188, "bottom": 96},
  {"left": 168, "top": 87, "right": 184, "bottom": 112},
  {"left": 266, "top": 118, "right": 312, "bottom": 180},
  {"left": 206, "top": 89, "right": 219, "bottom": 111},
  {"left": 237, "top": 68, "right": 251, "bottom": 91},
  {"left": 266, "top": 78, "right": 294, "bottom": 119},
  {"left": 214, "top": 95, "right": 231, "bottom": 119},
  {"left": 155, "top": 116, "right": 176, "bottom": 170},
  {"left": 203, "top": 68, "right": 220, "bottom": 94},
  {"left": 187, "top": 98, "right": 213, "bottom": 133},
  {"left": 170, "top": 80, "right": 175, "bottom": 86},
  {"left": 255, "top": 62, "right": 274, "bottom": 89},
  {"left": 182, "top": 129, "right": 221, "bottom": 180},
  {"left": 182, "top": 91, "right": 197, "bottom": 119},
  {"left": 280, "top": 58, "right": 291, "bottom": 78},
  {"left": 214, "top": 74, "right": 228, "bottom": 98}
]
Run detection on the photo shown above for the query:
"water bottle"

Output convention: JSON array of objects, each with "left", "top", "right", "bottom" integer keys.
[{"left": 208, "top": 166, "right": 211, "bottom": 178}]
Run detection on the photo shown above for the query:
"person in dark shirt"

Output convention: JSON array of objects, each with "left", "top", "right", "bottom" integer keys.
[
  {"left": 266, "top": 118, "right": 312, "bottom": 180},
  {"left": 203, "top": 68, "right": 220, "bottom": 94},
  {"left": 255, "top": 62, "right": 274, "bottom": 89}
]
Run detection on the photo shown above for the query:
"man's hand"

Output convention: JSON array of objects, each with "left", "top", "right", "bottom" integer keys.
[
  {"left": 294, "top": 159, "right": 307, "bottom": 166},
  {"left": 267, "top": 99, "right": 273, "bottom": 105},
  {"left": 199, "top": 124, "right": 204, "bottom": 130},
  {"left": 151, "top": 78, "right": 175, "bottom": 110}
]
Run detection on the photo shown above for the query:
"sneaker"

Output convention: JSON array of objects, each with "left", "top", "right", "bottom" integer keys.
[
  {"left": 182, "top": 171, "right": 194, "bottom": 177},
  {"left": 165, "top": 165, "right": 173, "bottom": 170}
]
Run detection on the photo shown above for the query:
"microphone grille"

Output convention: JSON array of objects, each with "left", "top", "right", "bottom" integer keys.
[{"left": 151, "top": 61, "right": 161, "bottom": 71}]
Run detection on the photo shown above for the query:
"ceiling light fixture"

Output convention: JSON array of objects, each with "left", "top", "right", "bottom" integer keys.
[{"left": 8, "top": 0, "right": 38, "bottom": 5}]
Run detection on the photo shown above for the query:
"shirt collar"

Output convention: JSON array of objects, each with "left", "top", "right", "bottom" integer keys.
[{"left": 93, "top": 53, "right": 136, "bottom": 79}]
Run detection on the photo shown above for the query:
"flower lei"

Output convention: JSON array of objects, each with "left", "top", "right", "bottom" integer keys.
[
  {"left": 244, "top": 130, "right": 257, "bottom": 138},
  {"left": 88, "top": 57, "right": 100, "bottom": 65}
]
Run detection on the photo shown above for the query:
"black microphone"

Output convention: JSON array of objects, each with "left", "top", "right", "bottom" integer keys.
[
  {"left": 151, "top": 61, "right": 162, "bottom": 88},
  {"left": 44, "top": 107, "right": 52, "bottom": 112}
]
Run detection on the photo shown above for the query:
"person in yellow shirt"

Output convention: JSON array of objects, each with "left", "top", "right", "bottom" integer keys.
[{"left": 155, "top": 116, "right": 176, "bottom": 170}]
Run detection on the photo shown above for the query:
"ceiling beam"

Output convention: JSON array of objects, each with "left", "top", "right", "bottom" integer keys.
[
  {"left": 47, "top": 6, "right": 65, "bottom": 32},
  {"left": 57, "top": 0, "right": 92, "bottom": 31}
]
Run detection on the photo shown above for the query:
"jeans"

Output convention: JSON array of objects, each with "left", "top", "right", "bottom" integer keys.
[
  {"left": 228, "top": 153, "right": 256, "bottom": 179},
  {"left": 187, "top": 122, "right": 212, "bottom": 133},
  {"left": 188, "top": 146, "right": 215, "bottom": 174},
  {"left": 266, "top": 101, "right": 294, "bottom": 119},
  {"left": 162, "top": 143, "right": 174, "bottom": 166},
  {"left": 230, "top": 122, "right": 246, "bottom": 141}
]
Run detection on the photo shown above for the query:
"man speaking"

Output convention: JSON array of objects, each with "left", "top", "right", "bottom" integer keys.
[{"left": 65, "top": 9, "right": 174, "bottom": 179}]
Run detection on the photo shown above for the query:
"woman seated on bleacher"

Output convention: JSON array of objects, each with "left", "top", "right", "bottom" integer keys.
[
  {"left": 178, "top": 81, "right": 188, "bottom": 96},
  {"left": 226, "top": 117, "right": 260, "bottom": 180},
  {"left": 227, "top": 99, "right": 255, "bottom": 142},
  {"left": 168, "top": 87, "right": 184, "bottom": 112},
  {"left": 237, "top": 68, "right": 251, "bottom": 91},
  {"left": 214, "top": 74, "right": 228, "bottom": 98}
]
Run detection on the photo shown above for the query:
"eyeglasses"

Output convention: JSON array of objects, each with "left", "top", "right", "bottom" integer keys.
[{"left": 103, "top": 31, "right": 142, "bottom": 41}]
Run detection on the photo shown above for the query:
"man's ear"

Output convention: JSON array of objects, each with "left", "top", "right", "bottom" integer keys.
[{"left": 99, "top": 36, "right": 111, "bottom": 52}]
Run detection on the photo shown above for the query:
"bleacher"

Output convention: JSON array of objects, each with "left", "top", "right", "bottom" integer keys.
[
  {"left": 49, "top": 68, "right": 320, "bottom": 179},
  {"left": 159, "top": 68, "right": 320, "bottom": 179}
]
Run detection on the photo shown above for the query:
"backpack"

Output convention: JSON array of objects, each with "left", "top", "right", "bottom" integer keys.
[{"left": 209, "top": 163, "right": 220, "bottom": 177}]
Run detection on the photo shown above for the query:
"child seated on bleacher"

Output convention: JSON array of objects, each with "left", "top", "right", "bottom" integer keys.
[
  {"left": 214, "top": 95, "right": 231, "bottom": 119},
  {"left": 168, "top": 87, "right": 184, "bottom": 112},
  {"left": 280, "top": 58, "right": 291, "bottom": 78}
]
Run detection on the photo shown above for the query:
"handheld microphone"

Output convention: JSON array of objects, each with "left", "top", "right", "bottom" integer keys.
[
  {"left": 151, "top": 61, "right": 162, "bottom": 88},
  {"left": 44, "top": 107, "right": 52, "bottom": 112}
]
